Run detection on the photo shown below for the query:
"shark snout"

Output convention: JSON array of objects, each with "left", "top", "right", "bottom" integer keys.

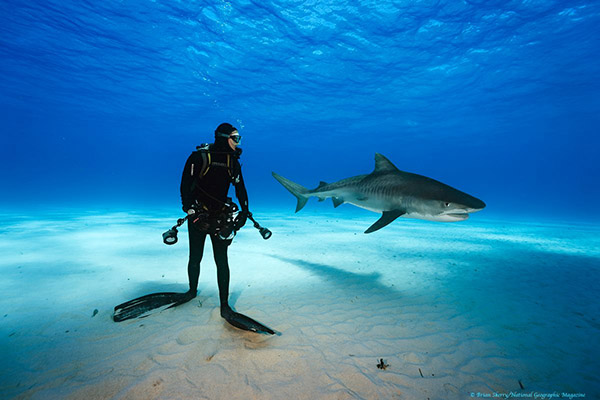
[
  {"left": 441, "top": 198, "right": 485, "bottom": 219},
  {"left": 460, "top": 196, "right": 486, "bottom": 213},
  {"left": 469, "top": 198, "right": 486, "bottom": 212}
]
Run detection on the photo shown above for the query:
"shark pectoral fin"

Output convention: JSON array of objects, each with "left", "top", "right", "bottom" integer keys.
[
  {"left": 332, "top": 197, "right": 344, "bottom": 208},
  {"left": 364, "top": 210, "right": 405, "bottom": 234}
]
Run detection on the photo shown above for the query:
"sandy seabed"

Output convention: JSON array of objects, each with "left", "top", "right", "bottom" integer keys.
[{"left": 0, "top": 209, "right": 598, "bottom": 400}]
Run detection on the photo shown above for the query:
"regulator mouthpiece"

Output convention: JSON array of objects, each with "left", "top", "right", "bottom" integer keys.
[{"left": 162, "top": 228, "right": 179, "bottom": 245}]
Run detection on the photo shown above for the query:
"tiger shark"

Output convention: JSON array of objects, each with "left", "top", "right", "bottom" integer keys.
[{"left": 272, "top": 153, "right": 486, "bottom": 233}]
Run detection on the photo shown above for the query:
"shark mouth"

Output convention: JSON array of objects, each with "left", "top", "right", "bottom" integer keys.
[
  {"left": 443, "top": 206, "right": 484, "bottom": 220},
  {"left": 448, "top": 213, "right": 469, "bottom": 219},
  {"left": 441, "top": 212, "right": 470, "bottom": 221}
]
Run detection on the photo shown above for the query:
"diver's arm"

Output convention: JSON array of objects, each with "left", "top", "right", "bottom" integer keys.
[
  {"left": 180, "top": 153, "right": 197, "bottom": 212},
  {"left": 234, "top": 161, "right": 249, "bottom": 213}
]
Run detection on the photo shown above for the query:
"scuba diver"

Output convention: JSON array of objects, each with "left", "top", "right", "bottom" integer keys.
[
  {"left": 113, "top": 123, "right": 275, "bottom": 334},
  {"left": 179, "top": 122, "right": 248, "bottom": 319}
]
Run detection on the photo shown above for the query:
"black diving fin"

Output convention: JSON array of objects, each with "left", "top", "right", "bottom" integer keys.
[
  {"left": 221, "top": 307, "right": 276, "bottom": 335},
  {"left": 113, "top": 291, "right": 194, "bottom": 322},
  {"left": 114, "top": 293, "right": 276, "bottom": 335}
]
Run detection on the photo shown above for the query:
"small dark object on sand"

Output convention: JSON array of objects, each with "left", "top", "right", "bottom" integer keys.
[
  {"left": 419, "top": 368, "right": 424, "bottom": 378},
  {"left": 92, "top": 309, "right": 98, "bottom": 317},
  {"left": 377, "top": 359, "right": 389, "bottom": 370},
  {"left": 519, "top": 380, "right": 525, "bottom": 390}
]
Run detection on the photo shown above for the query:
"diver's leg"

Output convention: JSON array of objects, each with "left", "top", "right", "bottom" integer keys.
[
  {"left": 187, "top": 220, "right": 207, "bottom": 296},
  {"left": 210, "top": 234, "right": 233, "bottom": 313}
]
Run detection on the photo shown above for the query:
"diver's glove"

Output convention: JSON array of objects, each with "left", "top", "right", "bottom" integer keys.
[{"left": 234, "top": 211, "right": 248, "bottom": 230}]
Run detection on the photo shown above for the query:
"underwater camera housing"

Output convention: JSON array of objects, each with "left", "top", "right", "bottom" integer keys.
[
  {"left": 162, "top": 206, "right": 271, "bottom": 245},
  {"left": 212, "top": 202, "right": 239, "bottom": 240}
]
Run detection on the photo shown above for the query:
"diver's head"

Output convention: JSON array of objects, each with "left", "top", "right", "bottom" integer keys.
[{"left": 215, "top": 123, "right": 241, "bottom": 151}]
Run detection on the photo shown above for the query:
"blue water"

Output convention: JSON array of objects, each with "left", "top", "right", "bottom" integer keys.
[
  {"left": 1, "top": 2, "right": 600, "bottom": 398},
  {"left": 1, "top": 0, "right": 598, "bottom": 222}
]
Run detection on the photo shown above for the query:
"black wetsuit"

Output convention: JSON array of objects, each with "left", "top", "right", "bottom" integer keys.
[{"left": 180, "top": 137, "right": 249, "bottom": 309}]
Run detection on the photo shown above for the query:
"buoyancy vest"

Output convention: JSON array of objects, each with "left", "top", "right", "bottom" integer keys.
[{"left": 194, "top": 143, "right": 241, "bottom": 184}]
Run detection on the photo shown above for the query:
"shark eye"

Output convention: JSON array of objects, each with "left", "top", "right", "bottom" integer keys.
[{"left": 444, "top": 202, "right": 451, "bottom": 207}]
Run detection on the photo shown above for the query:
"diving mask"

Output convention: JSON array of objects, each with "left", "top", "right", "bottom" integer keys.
[{"left": 229, "top": 134, "right": 242, "bottom": 144}]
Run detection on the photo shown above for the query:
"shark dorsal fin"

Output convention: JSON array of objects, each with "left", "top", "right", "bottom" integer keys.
[
  {"left": 373, "top": 153, "right": 399, "bottom": 173},
  {"left": 315, "top": 181, "right": 328, "bottom": 190}
]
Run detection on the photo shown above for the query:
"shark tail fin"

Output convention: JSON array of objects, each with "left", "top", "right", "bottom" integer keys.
[{"left": 272, "top": 172, "right": 310, "bottom": 213}]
